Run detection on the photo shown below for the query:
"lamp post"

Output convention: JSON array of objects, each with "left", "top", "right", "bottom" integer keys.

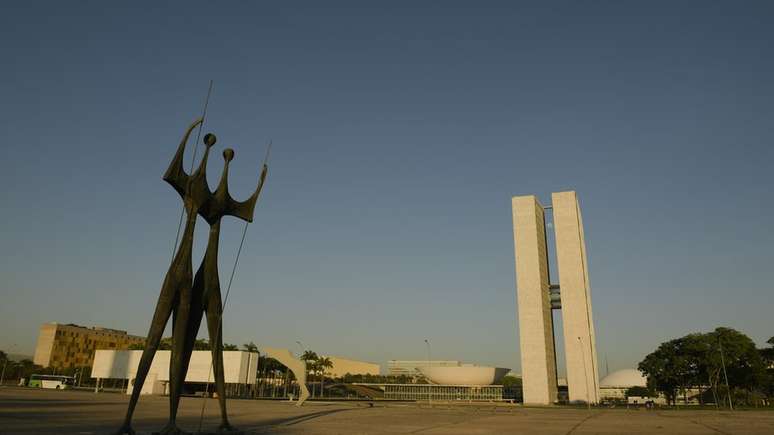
[
  {"left": 577, "top": 337, "right": 591, "bottom": 410},
  {"left": 424, "top": 339, "right": 432, "bottom": 407}
]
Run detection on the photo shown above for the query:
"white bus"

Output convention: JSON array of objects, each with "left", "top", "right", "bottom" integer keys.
[{"left": 28, "top": 374, "right": 74, "bottom": 389}]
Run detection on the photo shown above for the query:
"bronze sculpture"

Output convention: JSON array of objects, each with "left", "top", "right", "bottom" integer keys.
[{"left": 117, "top": 119, "right": 267, "bottom": 435}]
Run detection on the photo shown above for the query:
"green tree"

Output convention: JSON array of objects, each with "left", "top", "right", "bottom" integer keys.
[
  {"left": 316, "top": 357, "right": 333, "bottom": 398},
  {"left": 625, "top": 386, "right": 655, "bottom": 398},
  {"left": 638, "top": 337, "right": 689, "bottom": 405},
  {"left": 242, "top": 342, "right": 258, "bottom": 352},
  {"left": 706, "top": 328, "right": 767, "bottom": 406},
  {"left": 129, "top": 337, "right": 172, "bottom": 350},
  {"left": 193, "top": 339, "right": 210, "bottom": 350},
  {"left": 500, "top": 376, "right": 522, "bottom": 387},
  {"left": 300, "top": 351, "right": 319, "bottom": 397},
  {"left": 639, "top": 327, "right": 768, "bottom": 407},
  {"left": 760, "top": 337, "right": 774, "bottom": 400}
]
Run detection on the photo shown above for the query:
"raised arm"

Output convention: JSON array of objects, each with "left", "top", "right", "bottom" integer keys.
[
  {"left": 226, "top": 163, "right": 268, "bottom": 223},
  {"left": 163, "top": 118, "right": 203, "bottom": 198}
]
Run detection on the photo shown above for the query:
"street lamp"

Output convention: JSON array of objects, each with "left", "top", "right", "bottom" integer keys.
[
  {"left": 424, "top": 339, "right": 432, "bottom": 407},
  {"left": 577, "top": 337, "right": 591, "bottom": 410}
]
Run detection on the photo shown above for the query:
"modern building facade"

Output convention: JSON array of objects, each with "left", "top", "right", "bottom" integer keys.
[
  {"left": 33, "top": 323, "right": 145, "bottom": 369},
  {"left": 512, "top": 191, "right": 600, "bottom": 405}
]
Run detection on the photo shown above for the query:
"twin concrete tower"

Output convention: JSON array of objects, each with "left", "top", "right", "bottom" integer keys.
[{"left": 512, "top": 191, "right": 600, "bottom": 405}]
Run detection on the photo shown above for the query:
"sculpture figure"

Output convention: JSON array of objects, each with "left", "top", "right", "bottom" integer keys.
[
  {"left": 117, "top": 119, "right": 267, "bottom": 435},
  {"left": 260, "top": 347, "right": 310, "bottom": 406},
  {"left": 177, "top": 149, "right": 267, "bottom": 432}
]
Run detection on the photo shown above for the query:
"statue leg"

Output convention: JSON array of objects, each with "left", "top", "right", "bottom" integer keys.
[
  {"left": 205, "top": 289, "right": 235, "bottom": 432},
  {"left": 159, "top": 284, "right": 193, "bottom": 434},
  {"left": 116, "top": 275, "right": 178, "bottom": 435}
]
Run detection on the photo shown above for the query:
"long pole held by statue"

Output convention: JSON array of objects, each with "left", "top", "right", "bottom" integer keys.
[{"left": 719, "top": 338, "right": 733, "bottom": 410}]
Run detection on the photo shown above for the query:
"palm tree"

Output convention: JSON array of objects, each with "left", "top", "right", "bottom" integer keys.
[
  {"left": 300, "top": 351, "right": 318, "bottom": 397},
  {"left": 317, "top": 357, "right": 333, "bottom": 398}
]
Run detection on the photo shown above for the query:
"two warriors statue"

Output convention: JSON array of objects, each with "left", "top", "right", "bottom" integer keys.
[{"left": 117, "top": 119, "right": 268, "bottom": 435}]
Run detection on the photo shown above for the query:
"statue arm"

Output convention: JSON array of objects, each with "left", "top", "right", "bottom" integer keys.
[
  {"left": 226, "top": 164, "right": 268, "bottom": 223},
  {"left": 163, "top": 118, "right": 203, "bottom": 197}
]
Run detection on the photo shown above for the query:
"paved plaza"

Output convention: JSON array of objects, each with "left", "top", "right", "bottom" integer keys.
[{"left": 1, "top": 387, "right": 773, "bottom": 434}]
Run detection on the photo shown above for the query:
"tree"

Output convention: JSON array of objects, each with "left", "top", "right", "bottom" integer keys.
[
  {"left": 193, "top": 339, "right": 210, "bottom": 350},
  {"left": 316, "top": 357, "right": 333, "bottom": 398},
  {"left": 128, "top": 338, "right": 237, "bottom": 351},
  {"left": 500, "top": 376, "right": 522, "bottom": 387},
  {"left": 638, "top": 337, "right": 689, "bottom": 405},
  {"left": 639, "top": 327, "right": 769, "bottom": 407},
  {"left": 128, "top": 337, "right": 172, "bottom": 350},
  {"left": 300, "top": 351, "right": 318, "bottom": 397},
  {"left": 626, "top": 386, "right": 655, "bottom": 398},
  {"left": 706, "top": 328, "right": 767, "bottom": 406},
  {"left": 760, "top": 337, "right": 774, "bottom": 400},
  {"left": 242, "top": 342, "right": 258, "bottom": 352}
]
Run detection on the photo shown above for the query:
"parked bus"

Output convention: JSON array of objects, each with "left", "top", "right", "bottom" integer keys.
[{"left": 28, "top": 374, "right": 74, "bottom": 389}]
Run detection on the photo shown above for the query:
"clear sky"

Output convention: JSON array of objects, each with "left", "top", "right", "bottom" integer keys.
[{"left": 1, "top": 1, "right": 772, "bottom": 375}]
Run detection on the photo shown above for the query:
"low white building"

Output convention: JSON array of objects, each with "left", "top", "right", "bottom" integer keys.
[{"left": 91, "top": 350, "right": 258, "bottom": 395}]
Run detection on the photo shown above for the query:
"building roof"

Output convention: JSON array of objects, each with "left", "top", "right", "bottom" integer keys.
[
  {"left": 600, "top": 369, "right": 647, "bottom": 388},
  {"left": 418, "top": 366, "right": 510, "bottom": 386}
]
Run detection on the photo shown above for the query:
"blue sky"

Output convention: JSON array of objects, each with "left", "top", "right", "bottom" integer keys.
[{"left": 1, "top": 1, "right": 772, "bottom": 375}]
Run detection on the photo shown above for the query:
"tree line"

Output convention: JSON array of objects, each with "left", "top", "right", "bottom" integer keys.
[
  {"left": 127, "top": 338, "right": 238, "bottom": 351},
  {"left": 638, "top": 327, "right": 773, "bottom": 407},
  {"left": 0, "top": 351, "right": 40, "bottom": 385}
]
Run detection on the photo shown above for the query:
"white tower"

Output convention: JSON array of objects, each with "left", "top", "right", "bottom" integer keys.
[{"left": 512, "top": 191, "right": 599, "bottom": 405}]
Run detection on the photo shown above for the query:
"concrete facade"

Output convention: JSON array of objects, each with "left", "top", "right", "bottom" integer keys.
[
  {"left": 33, "top": 323, "right": 145, "bottom": 369},
  {"left": 512, "top": 191, "right": 599, "bottom": 405},
  {"left": 511, "top": 195, "right": 558, "bottom": 405},
  {"left": 552, "top": 191, "right": 600, "bottom": 404}
]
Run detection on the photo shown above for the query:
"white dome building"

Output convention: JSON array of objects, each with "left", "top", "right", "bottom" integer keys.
[
  {"left": 599, "top": 369, "right": 647, "bottom": 400},
  {"left": 601, "top": 369, "right": 647, "bottom": 388}
]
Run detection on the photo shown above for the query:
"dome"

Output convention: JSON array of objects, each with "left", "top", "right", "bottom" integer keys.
[
  {"left": 418, "top": 366, "right": 510, "bottom": 385},
  {"left": 600, "top": 369, "right": 646, "bottom": 388}
]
